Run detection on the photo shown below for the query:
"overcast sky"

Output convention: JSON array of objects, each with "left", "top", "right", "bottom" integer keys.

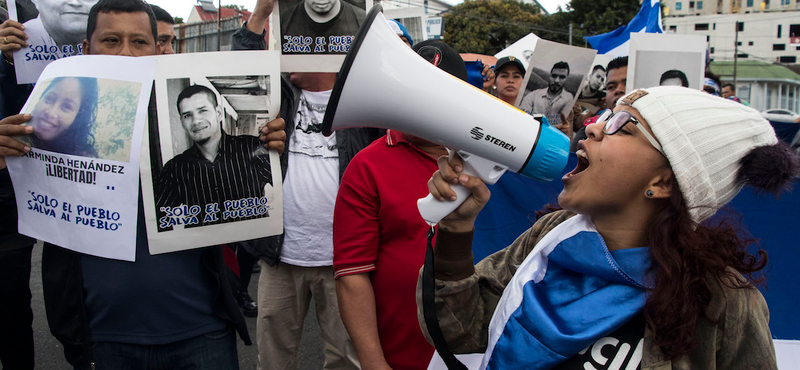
[{"left": 147, "top": 0, "right": 570, "bottom": 22}]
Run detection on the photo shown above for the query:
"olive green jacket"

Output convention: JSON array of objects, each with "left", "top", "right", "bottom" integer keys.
[{"left": 416, "top": 210, "right": 777, "bottom": 370}]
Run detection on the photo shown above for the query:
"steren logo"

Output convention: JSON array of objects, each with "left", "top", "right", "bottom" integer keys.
[
  {"left": 469, "top": 126, "right": 517, "bottom": 152},
  {"left": 470, "top": 127, "right": 485, "bottom": 140}
]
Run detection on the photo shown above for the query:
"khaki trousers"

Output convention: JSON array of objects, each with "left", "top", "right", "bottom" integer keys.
[{"left": 256, "top": 261, "right": 360, "bottom": 370}]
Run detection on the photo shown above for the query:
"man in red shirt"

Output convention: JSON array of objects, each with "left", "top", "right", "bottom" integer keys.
[{"left": 333, "top": 40, "right": 468, "bottom": 370}]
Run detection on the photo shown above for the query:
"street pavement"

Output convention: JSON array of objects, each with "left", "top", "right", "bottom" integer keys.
[{"left": 29, "top": 242, "right": 324, "bottom": 370}]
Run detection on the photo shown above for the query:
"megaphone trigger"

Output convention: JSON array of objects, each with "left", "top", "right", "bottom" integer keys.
[{"left": 417, "top": 151, "right": 508, "bottom": 226}]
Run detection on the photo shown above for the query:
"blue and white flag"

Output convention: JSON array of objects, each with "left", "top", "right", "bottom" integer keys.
[
  {"left": 480, "top": 214, "right": 651, "bottom": 370},
  {"left": 584, "top": 0, "right": 663, "bottom": 57}
]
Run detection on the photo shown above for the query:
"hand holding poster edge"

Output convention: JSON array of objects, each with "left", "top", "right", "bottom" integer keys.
[{"left": 6, "top": 54, "right": 155, "bottom": 261}]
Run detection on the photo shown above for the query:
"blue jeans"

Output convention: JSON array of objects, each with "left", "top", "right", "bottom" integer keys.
[{"left": 86, "top": 327, "right": 239, "bottom": 370}]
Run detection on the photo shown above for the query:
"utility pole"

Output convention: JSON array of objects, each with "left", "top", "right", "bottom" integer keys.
[
  {"left": 733, "top": 21, "right": 740, "bottom": 89},
  {"left": 217, "top": 0, "right": 222, "bottom": 51},
  {"left": 569, "top": 23, "right": 573, "bottom": 45}
]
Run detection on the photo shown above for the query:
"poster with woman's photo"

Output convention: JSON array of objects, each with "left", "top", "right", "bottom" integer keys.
[
  {"left": 140, "top": 51, "right": 283, "bottom": 255},
  {"left": 6, "top": 55, "right": 155, "bottom": 261},
  {"left": 273, "top": 0, "right": 372, "bottom": 72},
  {"left": 515, "top": 39, "right": 596, "bottom": 128},
  {"left": 7, "top": 0, "right": 98, "bottom": 84},
  {"left": 628, "top": 33, "right": 706, "bottom": 92}
]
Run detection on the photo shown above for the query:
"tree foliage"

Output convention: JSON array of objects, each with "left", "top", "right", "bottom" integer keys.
[
  {"left": 222, "top": 4, "right": 249, "bottom": 12},
  {"left": 443, "top": 0, "right": 644, "bottom": 53},
  {"left": 173, "top": 16, "right": 184, "bottom": 24},
  {"left": 443, "top": 0, "right": 543, "bottom": 55}
]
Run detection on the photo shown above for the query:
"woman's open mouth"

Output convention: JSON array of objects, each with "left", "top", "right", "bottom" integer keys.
[{"left": 563, "top": 147, "right": 590, "bottom": 180}]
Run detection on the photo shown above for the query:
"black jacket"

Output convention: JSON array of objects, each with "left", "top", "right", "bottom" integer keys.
[{"left": 232, "top": 24, "right": 383, "bottom": 265}]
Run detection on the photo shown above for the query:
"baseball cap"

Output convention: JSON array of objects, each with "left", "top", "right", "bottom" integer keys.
[
  {"left": 388, "top": 19, "right": 414, "bottom": 46},
  {"left": 494, "top": 56, "right": 526, "bottom": 75},
  {"left": 412, "top": 40, "right": 468, "bottom": 82}
]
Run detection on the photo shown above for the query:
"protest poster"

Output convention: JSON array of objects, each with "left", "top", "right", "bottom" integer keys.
[
  {"left": 273, "top": 0, "right": 373, "bottom": 72},
  {"left": 575, "top": 54, "right": 614, "bottom": 117},
  {"left": 515, "top": 39, "right": 596, "bottom": 128},
  {"left": 7, "top": 0, "right": 98, "bottom": 84},
  {"left": 6, "top": 55, "right": 155, "bottom": 261},
  {"left": 628, "top": 33, "right": 706, "bottom": 92},
  {"left": 494, "top": 33, "right": 539, "bottom": 70},
  {"left": 140, "top": 51, "right": 283, "bottom": 255}
]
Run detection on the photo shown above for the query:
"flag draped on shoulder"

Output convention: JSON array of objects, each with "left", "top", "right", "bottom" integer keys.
[
  {"left": 479, "top": 214, "right": 651, "bottom": 370},
  {"left": 584, "top": 0, "right": 663, "bottom": 57}
]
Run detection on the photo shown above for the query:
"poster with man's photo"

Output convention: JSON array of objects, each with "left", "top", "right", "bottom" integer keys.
[
  {"left": 7, "top": 0, "right": 98, "bottom": 84},
  {"left": 515, "top": 39, "right": 596, "bottom": 128},
  {"left": 141, "top": 51, "right": 283, "bottom": 255},
  {"left": 273, "top": 0, "right": 372, "bottom": 72},
  {"left": 628, "top": 33, "right": 706, "bottom": 92},
  {"left": 574, "top": 54, "right": 614, "bottom": 118},
  {"left": 6, "top": 55, "right": 155, "bottom": 261}
]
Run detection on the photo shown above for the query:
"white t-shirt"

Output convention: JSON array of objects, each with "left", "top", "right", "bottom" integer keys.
[{"left": 280, "top": 89, "right": 340, "bottom": 266}]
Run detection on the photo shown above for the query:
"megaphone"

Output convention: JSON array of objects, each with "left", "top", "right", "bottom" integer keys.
[{"left": 322, "top": 5, "right": 570, "bottom": 225}]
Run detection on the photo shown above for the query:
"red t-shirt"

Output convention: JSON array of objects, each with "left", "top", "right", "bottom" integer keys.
[{"left": 333, "top": 130, "right": 437, "bottom": 370}]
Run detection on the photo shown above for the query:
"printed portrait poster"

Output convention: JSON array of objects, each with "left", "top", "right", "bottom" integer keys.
[
  {"left": 7, "top": 0, "right": 99, "bottom": 84},
  {"left": 6, "top": 55, "right": 155, "bottom": 261},
  {"left": 494, "top": 33, "right": 539, "bottom": 71},
  {"left": 575, "top": 54, "right": 614, "bottom": 117},
  {"left": 515, "top": 39, "right": 596, "bottom": 128},
  {"left": 628, "top": 33, "right": 706, "bottom": 92},
  {"left": 141, "top": 51, "right": 283, "bottom": 255},
  {"left": 273, "top": 0, "right": 372, "bottom": 72}
]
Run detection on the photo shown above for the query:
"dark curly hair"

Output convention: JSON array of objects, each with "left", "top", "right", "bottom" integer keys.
[{"left": 32, "top": 77, "right": 99, "bottom": 157}]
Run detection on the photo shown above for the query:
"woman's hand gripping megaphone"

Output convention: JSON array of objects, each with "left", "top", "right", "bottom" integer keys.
[{"left": 420, "top": 150, "right": 496, "bottom": 231}]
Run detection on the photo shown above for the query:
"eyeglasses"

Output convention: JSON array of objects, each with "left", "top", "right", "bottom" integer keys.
[{"left": 598, "top": 110, "right": 664, "bottom": 155}]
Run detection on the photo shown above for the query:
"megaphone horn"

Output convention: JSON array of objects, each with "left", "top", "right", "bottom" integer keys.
[{"left": 322, "top": 5, "right": 570, "bottom": 225}]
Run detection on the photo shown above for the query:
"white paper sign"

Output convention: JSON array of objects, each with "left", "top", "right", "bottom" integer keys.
[
  {"left": 7, "top": 0, "right": 99, "bottom": 84},
  {"left": 628, "top": 33, "right": 706, "bottom": 92},
  {"left": 7, "top": 55, "right": 155, "bottom": 261},
  {"left": 494, "top": 33, "right": 540, "bottom": 71},
  {"left": 274, "top": 0, "right": 373, "bottom": 72},
  {"left": 140, "top": 51, "right": 284, "bottom": 255}
]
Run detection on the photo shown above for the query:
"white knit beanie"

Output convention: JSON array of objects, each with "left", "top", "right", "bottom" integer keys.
[{"left": 618, "top": 86, "right": 778, "bottom": 223}]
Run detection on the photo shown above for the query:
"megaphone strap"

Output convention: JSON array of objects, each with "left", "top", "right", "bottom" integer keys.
[{"left": 422, "top": 226, "right": 469, "bottom": 370}]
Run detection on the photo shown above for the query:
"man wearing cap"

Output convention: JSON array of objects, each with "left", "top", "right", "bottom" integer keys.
[
  {"left": 493, "top": 56, "right": 525, "bottom": 106},
  {"left": 333, "top": 40, "right": 468, "bottom": 370},
  {"left": 388, "top": 19, "right": 413, "bottom": 47}
]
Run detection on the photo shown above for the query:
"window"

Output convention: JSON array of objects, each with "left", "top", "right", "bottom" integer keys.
[
  {"left": 778, "top": 25, "right": 782, "bottom": 38},
  {"left": 698, "top": 1, "right": 704, "bottom": 8},
  {"left": 713, "top": 23, "right": 716, "bottom": 30},
  {"left": 737, "top": 22, "right": 745, "bottom": 32},
  {"left": 749, "top": 41, "right": 754, "bottom": 45},
  {"left": 737, "top": 41, "right": 743, "bottom": 46},
  {"left": 690, "top": 1, "right": 695, "bottom": 7},
  {"left": 779, "top": 56, "right": 797, "bottom": 63},
  {"left": 670, "top": 25, "right": 677, "bottom": 32},
  {"left": 710, "top": 47, "right": 715, "bottom": 53},
  {"left": 747, "top": 0, "right": 753, "bottom": 6},
  {"left": 707, "top": 35, "right": 711, "bottom": 41},
  {"left": 676, "top": 2, "right": 682, "bottom": 10},
  {"left": 796, "top": 46, "right": 800, "bottom": 50},
  {"left": 790, "top": 24, "right": 800, "bottom": 38},
  {"left": 737, "top": 53, "right": 749, "bottom": 58},
  {"left": 695, "top": 23, "right": 710, "bottom": 30},
  {"left": 774, "top": 43, "right": 786, "bottom": 50}
]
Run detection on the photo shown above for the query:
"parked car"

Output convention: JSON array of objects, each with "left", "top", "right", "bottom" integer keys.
[{"left": 761, "top": 109, "right": 800, "bottom": 123}]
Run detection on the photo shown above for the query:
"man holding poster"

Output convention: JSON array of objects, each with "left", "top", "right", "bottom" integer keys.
[
  {"left": 0, "top": 0, "right": 285, "bottom": 368},
  {"left": 155, "top": 84, "right": 273, "bottom": 230}
]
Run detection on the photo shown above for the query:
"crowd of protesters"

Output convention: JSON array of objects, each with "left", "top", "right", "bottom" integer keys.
[{"left": 0, "top": 0, "right": 797, "bottom": 370}]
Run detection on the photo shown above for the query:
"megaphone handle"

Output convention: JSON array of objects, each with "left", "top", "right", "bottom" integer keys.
[{"left": 417, "top": 170, "right": 475, "bottom": 227}]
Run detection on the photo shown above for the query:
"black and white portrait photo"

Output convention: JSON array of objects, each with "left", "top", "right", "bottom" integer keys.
[
  {"left": 628, "top": 33, "right": 706, "bottom": 92},
  {"left": 140, "top": 51, "right": 283, "bottom": 255},
  {"left": 515, "top": 40, "right": 595, "bottom": 128},
  {"left": 8, "top": 0, "right": 98, "bottom": 83},
  {"left": 152, "top": 80, "right": 275, "bottom": 233},
  {"left": 278, "top": 0, "right": 367, "bottom": 55}
]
